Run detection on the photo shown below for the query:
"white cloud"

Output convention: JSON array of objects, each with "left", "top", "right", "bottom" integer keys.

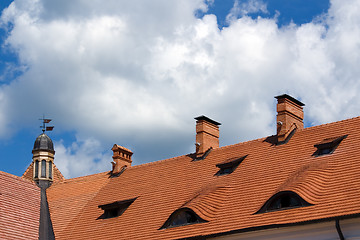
[
  {"left": 1, "top": 0, "right": 360, "bottom": 177},
  {"left": 226, "top": 0, "right": 268, "bottom": 23},
  {"left": 54, "top": 137, "right": 112, "bottom": 178}
]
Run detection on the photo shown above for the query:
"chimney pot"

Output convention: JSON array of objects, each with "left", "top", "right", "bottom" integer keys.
[
  {"left": 195, "top": 116, "right": 221, "bottom": 154},
  {"left": 275, "top": 94, "right": 305, "bottom": 142}
]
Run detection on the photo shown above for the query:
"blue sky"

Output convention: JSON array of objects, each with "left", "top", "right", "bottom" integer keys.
[{"left": 3, "top": 0, "right": 360, "bottom": 178}]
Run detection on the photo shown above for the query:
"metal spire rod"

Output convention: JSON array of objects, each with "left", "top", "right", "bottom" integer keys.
[{"left": 39, "top": 115, "right": 54, "bottom": 133}]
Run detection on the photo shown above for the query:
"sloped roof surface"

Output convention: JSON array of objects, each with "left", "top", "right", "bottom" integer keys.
[
  {"left": 47, "top": 116, "right": 360, "bottom": 239},
  {"left": 0, "top": 171, "right": 40, "bottom": 240}
]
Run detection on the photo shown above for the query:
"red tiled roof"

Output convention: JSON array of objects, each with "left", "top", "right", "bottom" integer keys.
[
  {"left": 0, "top": 171, "right": 40, "bottom": 240},
  {"left": 46, "top": 116, "right": 360, "bottom": 239},
  {"left": 46, "top": 172, "right": 109, "bottom": 238}
]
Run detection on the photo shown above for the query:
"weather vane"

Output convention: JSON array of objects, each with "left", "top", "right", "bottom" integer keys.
[{"left": 39, "top": 115, "right": 54, "bottom": 133}]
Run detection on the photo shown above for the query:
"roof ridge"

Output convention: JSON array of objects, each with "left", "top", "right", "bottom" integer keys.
[
  {"left": 51, "top": 154, "right": 193, "bottom": 182},
  {"left": 130, "top": 137, "right": 269, "bottom": 170},
  {"left": 22, "top": 161, "right": 33, "bottom": 178},
  {"left": 0, "top": 170, "right": 37, "bottom": 185},
  {"left": 131, "top": 154, "right": 190, "bottom": 169},
  {"left": 68, "top": 115, "right": 360, "bottom": 176},
  {"left": 213, "top": 136, "right": 269, "bottom": 152},
  {"left": 53, "top": 171, "right": 109, "bottom": 185},
  {"left": 300, "top": 115, "right": 360, "bottom": 132},
  {"left": 53, "top": 163, "right": 66, "bottom": 181},
  {"left": 212, "top": 115, "right": 360, "bottom": 152}
]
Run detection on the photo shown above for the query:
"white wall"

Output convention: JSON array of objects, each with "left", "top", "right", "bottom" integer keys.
[{"left": 210, "top": 217, "right": 360, "bottom": 240}]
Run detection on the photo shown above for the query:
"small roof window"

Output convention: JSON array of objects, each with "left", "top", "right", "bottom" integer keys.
[
  {"left": 98, "top": 198, "right": 136, "bottom": 219},
  {"left": 215, "top": 155, "right": 247, "bottom": 176},
  {"left": 256, "top": 191, "right": 311, "bottom": 214},
  {"left": 313, "top": 135, "right": 347, "bottom": 156},
  {"left": 160, "top": 208, "right": 206, "bottom": 229}
]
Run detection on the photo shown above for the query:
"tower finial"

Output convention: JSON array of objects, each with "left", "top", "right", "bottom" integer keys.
[{"left": 39, "top": 115, "right": 54, "bottom": 133}]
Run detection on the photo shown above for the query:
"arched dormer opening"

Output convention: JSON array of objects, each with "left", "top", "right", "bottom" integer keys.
[
  {"left": 256, "top": 191, "right": 312, "bottom": 214},
  {"left": 160, "top": 208, "right": 206, "bottom": 229}
]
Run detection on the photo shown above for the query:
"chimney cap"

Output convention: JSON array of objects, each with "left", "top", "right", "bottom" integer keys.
[
  {"left": 112, "top": 144, "right": 132, "bottom": 153},
  {"left": 275, "top": 94, "right": 305, "bottom": 106},
  {"left": 194, "top": 115, "right": 221, "bottom": 126}
]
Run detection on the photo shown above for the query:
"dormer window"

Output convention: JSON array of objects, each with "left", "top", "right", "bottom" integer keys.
[
  {"left": 313, "top": 135, "right": 347, "bottom": 156},
  {"left": 256, "top": 191, "right": 311, "bottom": 214},
  {"left": 215, "top": 155, "right": 247, "bottom": 176},
  {"left": 160, "top": 208, "right": 206, "bottom": 229},
  {"left": 98, "top": 198, "right": 136, "bottom": 219}
]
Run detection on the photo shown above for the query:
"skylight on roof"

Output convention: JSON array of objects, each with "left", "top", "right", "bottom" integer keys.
[
  {"left": 215, "top": 155, "right": 247, "bottom": 176},
  {"left": 313, "top": 135, "right": 347, "bottom": 157},
  {"left": 98, "top": 198, "right": 136, "bottom": 219}
]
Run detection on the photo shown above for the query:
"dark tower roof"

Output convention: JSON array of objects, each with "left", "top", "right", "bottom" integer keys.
[{"left": 33, "top": 133, "right": 54, "bottom": 152}]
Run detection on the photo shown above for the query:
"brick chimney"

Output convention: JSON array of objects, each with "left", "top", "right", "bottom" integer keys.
[
  {"left": 275, "top": 94, "right": 305, "bottom": 142},
  {"left": 111, "top": 144, "right": 133, "bottom": 175},
  {"left": 195, "top": 116, "right": 221, "bottom": 154}
]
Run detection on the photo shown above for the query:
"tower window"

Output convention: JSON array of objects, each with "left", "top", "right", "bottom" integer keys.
[
  {"left": 34, "top": 161, "right": 39, "bottom": 178},
  {"left": 41, "top": 160, "right": 46, "bottom": 178},
  {"left": 160, "top": 208, "right": 206, "bottom": 229},
  {"left": 49, "top": 161, "right": 52, "bottom": 179},
  {"left": 98, "top": 198, "right": 136, "bottom": 219},
  {"left": 313, "top": 135, "right": 347, "bottom": 156},
  {"left": 256, "top": 191, "right": 312, "bottom": 214},
  {"left": 215, "top": 155, "right": 247, "bottom": 176}
]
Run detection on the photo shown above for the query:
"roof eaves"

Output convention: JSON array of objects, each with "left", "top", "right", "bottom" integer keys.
[{"left": 180, "top": 214, "right": 360, "bottom": 240}]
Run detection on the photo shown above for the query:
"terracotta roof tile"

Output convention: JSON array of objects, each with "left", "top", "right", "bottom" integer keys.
[
  {"left": 46, "top": 116, "right": 360, "bottom": 239},
  {"left": 181, "top": 185, "right": 234, "bottom": 221},
  {"left": 21, "top": 162, "right": 34, "bottom": 181},
  {"left": 0, "top": 171, "right": 40, "bottom": 240},
  {"left": 46, "top": 172, "right": 109, "bottom": 238},
  {"left": 52, "top": 164, "right": 65, "bottom": 182}
]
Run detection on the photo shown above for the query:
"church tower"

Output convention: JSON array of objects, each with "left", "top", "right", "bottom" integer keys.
[
  {"left": 20, "top": 118, "right": 63, "bottom": 239},
  {"left": 31, "top": 118, "right": 56, "bottom": 240}
]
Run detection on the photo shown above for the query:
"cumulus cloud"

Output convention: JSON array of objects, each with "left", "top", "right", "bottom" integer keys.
[
  {"left": 1, "top": 0, "right": 360, "bottom": 177},
  {"left": 54, "top": 137, "right": 112, "bottom": 178}
]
